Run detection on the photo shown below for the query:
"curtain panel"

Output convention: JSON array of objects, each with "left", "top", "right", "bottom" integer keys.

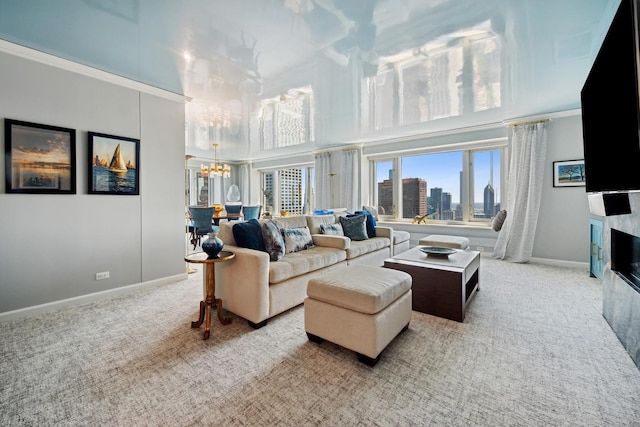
[
  {"left": 493, "top": 121, "right": 548, "bottom": 262},
  {"left": 314, "top": 152, "right": 332, "bottom": 209}
]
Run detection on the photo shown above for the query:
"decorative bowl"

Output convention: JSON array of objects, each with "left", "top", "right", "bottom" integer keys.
[{"left": 419, "top": 246, "right": 457, "bottom": 257}]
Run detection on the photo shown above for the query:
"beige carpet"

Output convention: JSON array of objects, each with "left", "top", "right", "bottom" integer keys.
[{"left": 1, "top": 257, "right": 640, "bottom": 426}]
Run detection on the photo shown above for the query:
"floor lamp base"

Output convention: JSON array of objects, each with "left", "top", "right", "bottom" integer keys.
[{"left": 186, "top": 264, "right": 198, "bottom": 274}]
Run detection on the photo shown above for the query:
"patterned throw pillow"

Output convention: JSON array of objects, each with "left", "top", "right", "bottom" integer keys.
[
  {"left": 320, "top": 223, "right": 344, "bottom": 236},
  {"left": 281, "top": 226, "right": 315, "bottom": 254},
  {"left": 339, "top": 214, "right": 369, "bottom": 241},
  {"left": 354, "top": 210, "right": 377, "bottom": 238},
  {"left": 261, "top": 220, "right": 285, "bottom": 261},
  {"left": 492, "top": 209, "right": 507, "bottom": 232}
]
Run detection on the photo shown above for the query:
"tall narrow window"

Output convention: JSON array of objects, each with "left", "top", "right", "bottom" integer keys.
[
  {"left": 375, "top": 160, "right": 394, "bottom": 216},
  {"left": 471, "top": 149, "right": 501, "bottom": 220},
  {"left": 261, "top": 166, "right": 314, "bottom": 216}
]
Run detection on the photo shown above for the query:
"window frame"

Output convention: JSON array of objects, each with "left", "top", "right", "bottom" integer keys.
[{"left": 369, "top": 139, "right": 507, "bottom": 226}]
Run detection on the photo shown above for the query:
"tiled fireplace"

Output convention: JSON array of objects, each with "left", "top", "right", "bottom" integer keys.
[{"left": 602, "top": 192, "right": 640, "bottom": 370}]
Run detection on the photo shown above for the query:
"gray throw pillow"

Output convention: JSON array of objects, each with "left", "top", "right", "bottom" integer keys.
[
  {"left": 320, "top": 223, "right": 344, "bottom": 236},
  {"left": 339, "top": 214, "right": 369, "bottom": 241},
  {"left": 492, "top": 209, "right": 507, "bottom": 231}
]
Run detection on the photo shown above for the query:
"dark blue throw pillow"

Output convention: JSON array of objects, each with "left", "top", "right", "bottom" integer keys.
[
  {"left": 232, "top": 219, "right": 265, "bottom": 252},
  {"left": 354, "top": 210, "right": 377, "bottom": 238}
]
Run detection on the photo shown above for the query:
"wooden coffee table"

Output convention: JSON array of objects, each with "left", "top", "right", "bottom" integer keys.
[{"left": 384, "top": 246, "right": 480, "bottom": 322}]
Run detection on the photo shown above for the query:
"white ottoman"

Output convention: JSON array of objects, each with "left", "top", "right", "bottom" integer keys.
[
  {"left": 418, "top": 234, "right": 469, "bottom": 250},
  {"left": 305, "top": 265, "right": 412, "bottom": 366}
]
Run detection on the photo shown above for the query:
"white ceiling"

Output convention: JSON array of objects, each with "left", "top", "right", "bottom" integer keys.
[{"left": 0, "top": 0, "right": 621, "bottom": 159}]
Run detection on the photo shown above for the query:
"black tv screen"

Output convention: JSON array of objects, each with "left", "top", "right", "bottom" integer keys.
[{"left": 581, "top": 0, "right": 640, "bottom": 193}]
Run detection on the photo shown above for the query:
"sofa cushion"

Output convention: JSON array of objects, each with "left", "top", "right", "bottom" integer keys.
[
  {"left": 320, "top": 223, "right": 344, "bottom": 236},
  {"left": 232, "top": 219, "right": 265, "bottom": 252},
  {"left": 217, "top": 222, "right": 237, "bottom": 246},
  {"left": 346, "top": 237, "right": 390, "bottom": 259},
  {"left": 262, "top": 220, "right": 285, "bottom": 261},
  {"left": 306, "top": 215, "right": 336, "bottom": 234},
  {"left": 355, "top": 210, "right": 377, "bottom": 238},
  {"left": 274, "top": 215, "right": 307, "bottom": 230},
  {"left": 362, "top": 205, "right": 379, "bottom": 220},
  {"left": 339, "top": 214, "right": 369, "bottom": 241},
  {"left": 268, "top": 246, "right": 347, "bottom": 284},
  {"left": 282, "top": 226, "right": 315, "bottom": 253}
]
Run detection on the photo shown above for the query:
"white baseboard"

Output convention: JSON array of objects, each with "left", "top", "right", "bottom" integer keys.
[
  {"left": 530, "top": 257, "right": 589, "bottom": 270},
  {"left": 0, "top": 273, "right": 188, "bottom": 323}
]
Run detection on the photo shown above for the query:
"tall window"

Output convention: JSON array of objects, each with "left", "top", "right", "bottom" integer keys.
[
  {"left": 261, "top": 166, "right": 315, "bottom": 216},
  {"left": 260, "top": 87, "right": 314, "bottom": 150},
  {"left": 372, "top": 145, "right": 503, "bottom": 224}
]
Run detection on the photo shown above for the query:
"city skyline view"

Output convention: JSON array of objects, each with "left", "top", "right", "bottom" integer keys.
[{"left": 378, "top": 149, "right": 501, "bottom": 208}]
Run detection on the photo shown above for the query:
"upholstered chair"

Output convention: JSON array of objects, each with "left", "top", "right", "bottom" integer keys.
[{"left": 188, "top": 206, "right": 214, "bottom": 249}]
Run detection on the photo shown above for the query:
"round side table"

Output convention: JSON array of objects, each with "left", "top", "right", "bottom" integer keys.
[{"left": 185, "top": 250, "right": 235, "bottom": 340}]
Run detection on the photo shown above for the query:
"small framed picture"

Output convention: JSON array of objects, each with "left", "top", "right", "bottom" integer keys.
[
  {"left": 553, "top": 159, "right": 586, "bottom": 187},
  {"left": 4, "top": 119, "right": 76, "bottom": 194},
  {"left": 88, "top": 132, "right": 140, "bottom": 195}
]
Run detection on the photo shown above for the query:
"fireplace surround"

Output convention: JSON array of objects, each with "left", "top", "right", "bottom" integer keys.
[
  {"left": 611, "top": 228, "right": 640, "bottom": 294},
  {"left": 602, "top": 192, "right": 640, "bottom": 370}
]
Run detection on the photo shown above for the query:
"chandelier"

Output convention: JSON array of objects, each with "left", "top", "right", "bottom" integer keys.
[{"left": 201, "top": 143, "right": 230, "bottom": 178}]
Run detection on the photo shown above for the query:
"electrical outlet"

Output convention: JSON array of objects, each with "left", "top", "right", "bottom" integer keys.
[
  {"left": 476, "top": 246, "right": 485, "bottom": 252},
  {"left": 96, "top": 271, "right": 110, "bottom": 280}
]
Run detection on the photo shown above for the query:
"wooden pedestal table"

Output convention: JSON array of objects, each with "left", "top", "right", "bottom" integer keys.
[{"left": 184, "top": 251, "right": 235, "bottom": 339}]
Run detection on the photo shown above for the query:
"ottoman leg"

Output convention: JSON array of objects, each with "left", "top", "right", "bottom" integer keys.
[
  {"left": 357, "top": 352, "right": 381, "bottom": 367},
  {"left": 307, "top": 332, "right": 325, "bottom": 344}
]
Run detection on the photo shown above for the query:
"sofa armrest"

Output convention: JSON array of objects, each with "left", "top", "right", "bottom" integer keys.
[
  {"left": 374, "top": 226, "right": 393, "bottom": 240},
  {"left": 215, "top": 244, "right": 271, "bottom": 324},
  {"left": 311, "top": 234, "right": 350, "bottom": 250}
]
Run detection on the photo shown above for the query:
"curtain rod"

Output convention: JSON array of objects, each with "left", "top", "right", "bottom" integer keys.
[{"left": 504, "top": 118, "right": 549, "bottom": 127}]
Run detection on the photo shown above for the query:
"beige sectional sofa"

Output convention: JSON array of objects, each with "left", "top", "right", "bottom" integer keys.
[{"left": 215, "top": 214, "right": 393, "bottom": 328}]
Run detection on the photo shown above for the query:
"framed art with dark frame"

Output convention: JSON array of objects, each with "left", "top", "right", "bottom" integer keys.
[
  {"left": 88, "top": 131, "right": 140, "bottom": 195},
  {"left": 4, "top": 118, "right": 76, "bottom": 194},
  {"left": 553, "top": 159, "right": 586, "bottom": 187}
]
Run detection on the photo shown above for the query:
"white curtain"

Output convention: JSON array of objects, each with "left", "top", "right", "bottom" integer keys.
[
  {"left": 341, "top": 148, "right": 360, "bottom": 212},
  {"left": 493, "top": 121, "right": 548, "bottom": 262},
  {"left": 314, "top": 152, "right": 331, "bottom": 209}
]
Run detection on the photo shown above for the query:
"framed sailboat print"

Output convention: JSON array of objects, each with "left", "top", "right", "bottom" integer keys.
[{"left": 88, "top": 132, "right": 140, "bottom": 195}]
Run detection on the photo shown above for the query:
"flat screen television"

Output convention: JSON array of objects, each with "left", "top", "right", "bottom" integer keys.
[{"left": 581, "top": 0, "right": 640, "bottom": 193}]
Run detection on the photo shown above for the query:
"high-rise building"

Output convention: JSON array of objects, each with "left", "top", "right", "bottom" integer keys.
[
  {"left": 429, "top": 187, "right": 443, "bottom": 219},
  {"left": 378, "top": 177, "right": 394, "bottom": 215},
  {"left": 441, "top": 192, "right": 453, "bottom": 220},
  {"left": 280, "top": 168, "right": 303, "bottom": 215},
  {"left": 402, "top": 178, "right": 427, "bottom": 218},
  {"left": 483, "top": 183, "right": 495, "bottom": 217}
]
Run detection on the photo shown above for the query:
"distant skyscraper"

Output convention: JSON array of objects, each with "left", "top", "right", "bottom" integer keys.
[
  {"left": 402, "top": 178, "right": 427, "bottom": 218},
  {"left": 378, "top": 177, "right": 394, "bottom": 215},
  {"left": 429, "top": 187, "right": 443, "bottom": 219},
  {"left": 441, "top": 192, "right": 453, "bottom": 220},
  {"left": 483, "top": 183, "right": 495, "bottom": 217}
]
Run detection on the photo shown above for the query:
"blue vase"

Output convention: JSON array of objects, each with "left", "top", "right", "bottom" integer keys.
[{"left": 202, "top": 231, "right": 224, "bottom": 258}]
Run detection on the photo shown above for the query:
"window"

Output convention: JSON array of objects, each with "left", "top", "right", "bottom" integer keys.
[
  {"left": 261, "top": 166, "right": 315, "bottom": 216},
  {"left": 372, "top": 145, "right": 503, "bottom": 225},
  {"left": 401, "top": 152, "right": 463, "bottom": 220},
  {"left": 260, "top": 87, "right": 314, "bottom": 150}
]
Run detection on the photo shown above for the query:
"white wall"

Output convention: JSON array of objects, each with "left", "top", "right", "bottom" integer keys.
[
  {"left": 533, "top": 115, "right": 590, "bottom": 263},
  {"left": 0, "top": 51, "right": 185, "bottom": 314}
]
